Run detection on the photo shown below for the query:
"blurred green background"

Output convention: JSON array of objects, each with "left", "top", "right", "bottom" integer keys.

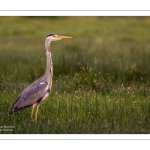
[
  {"left": 1, "top": 16, "right": 150, "bottom": 134},
  {"left": 1, "top": 16, "right": 150, "bottom": 83}
]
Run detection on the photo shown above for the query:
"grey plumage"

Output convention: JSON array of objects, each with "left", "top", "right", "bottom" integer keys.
[
  {"left": 8, "top": 33, "right": 72, "bottom": 121},
  {"left": 8, "top": 77, "right": 50, "bottom": 114}
]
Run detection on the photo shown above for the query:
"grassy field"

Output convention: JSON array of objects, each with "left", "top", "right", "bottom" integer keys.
[{"left": 1, "top": 16, "right": 150, "bottom": 133}]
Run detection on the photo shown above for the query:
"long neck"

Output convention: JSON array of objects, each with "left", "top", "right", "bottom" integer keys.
[
  {"left": 45, "top": 51, "right": 53, "bottom": 77},
  {"left": 44, "top": 39, "right": 53, "bottom": 83}
]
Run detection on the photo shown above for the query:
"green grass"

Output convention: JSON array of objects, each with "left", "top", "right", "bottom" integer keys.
[{"left": 1, "top": 16, "right": 150, "bottom": 133}]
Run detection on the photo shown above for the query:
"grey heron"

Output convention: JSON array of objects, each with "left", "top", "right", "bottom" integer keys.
[{"left": 8, "top": 33, "right": 72, "bottom": 121}]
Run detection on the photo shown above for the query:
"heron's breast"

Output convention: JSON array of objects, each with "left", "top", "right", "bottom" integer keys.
[{"left": 40, "top": 89, "right": 50, "bottom": 104}]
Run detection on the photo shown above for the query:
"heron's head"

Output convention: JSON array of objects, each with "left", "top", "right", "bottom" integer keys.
[{"left": 46, "top": 33, "right": 72, "bottom": 42}]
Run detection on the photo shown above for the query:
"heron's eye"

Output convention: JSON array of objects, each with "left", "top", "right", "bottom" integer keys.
[{"left": 53, "top": 35, "right": 58, "bottom": 38}]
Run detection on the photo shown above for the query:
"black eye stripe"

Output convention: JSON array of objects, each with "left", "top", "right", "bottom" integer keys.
[{"left": 46, "top": 33, "right": 54, "bottom": 37}]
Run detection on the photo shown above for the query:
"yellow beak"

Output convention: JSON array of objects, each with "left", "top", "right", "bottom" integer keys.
[{"left": 59, "top": 35, "right": 73, "bottom": 39}]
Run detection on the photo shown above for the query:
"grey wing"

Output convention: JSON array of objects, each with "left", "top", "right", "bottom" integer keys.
[{"left": 8, "top": 81, "right": 50, "bottom": 114}]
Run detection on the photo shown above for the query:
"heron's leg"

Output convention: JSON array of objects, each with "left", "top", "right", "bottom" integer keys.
[
  {"left": 31, "top": 103, "right": 37, "bottom": 119},
  {"left": 35, "top": 104, "right": 40, "bottom": 122}
]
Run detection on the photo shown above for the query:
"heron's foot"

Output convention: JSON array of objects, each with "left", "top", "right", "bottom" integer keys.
[
  {"left": 34, "top": 118, "right": 38, "bottom": 123},
  {"left": 47, "top": 119, "right": 51, "bottom": 124},
  {"left": 31, "top": 119, "right": 38, "bottom": 123},
  {"left": 31, "top": 119, "right": 35, "bottom": 123}
]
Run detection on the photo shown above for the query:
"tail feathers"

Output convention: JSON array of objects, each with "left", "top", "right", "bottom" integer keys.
[
  {"left": 8, "top": 106, "right": 22, "bottom": 115},
  {"left": 8, "top": 95, "right": 22, "bottom": 115},
  {"left": 8, "top": 103, "right": 31, "bottom": 115},
  {"left": 8, "top": 104, "right": 19, "bottom": 115},
  {"left": 8, "top": 105, "right": 15, "bottom": 115}
]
